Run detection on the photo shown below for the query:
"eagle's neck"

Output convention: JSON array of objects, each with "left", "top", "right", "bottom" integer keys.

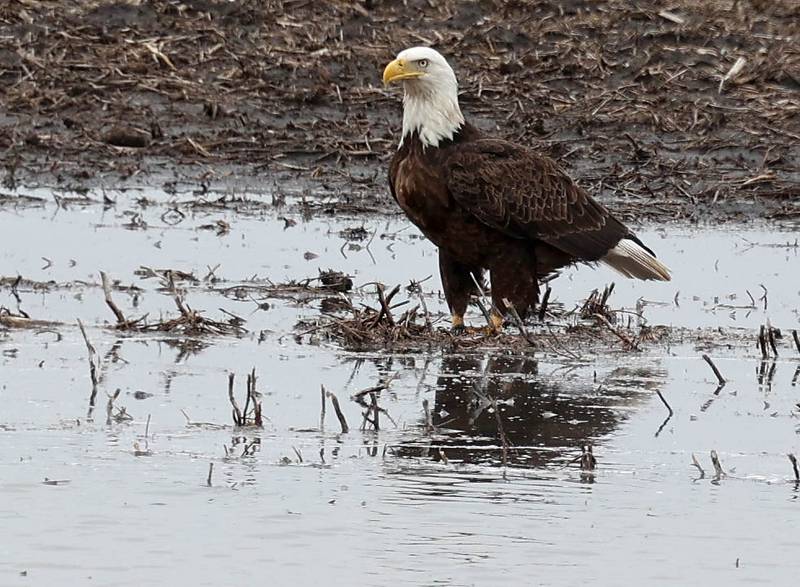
[{"left": 401, "top": 84, "right": 464, "bottom": 149}]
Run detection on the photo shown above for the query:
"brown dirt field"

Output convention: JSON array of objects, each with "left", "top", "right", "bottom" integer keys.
[{"left": 2, "top": 0, "right": 799, "bottom": 221}]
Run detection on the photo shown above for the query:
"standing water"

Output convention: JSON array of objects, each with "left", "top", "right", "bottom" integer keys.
[{"left": 1, "top": 190, "right": 799, "bottom": 585}]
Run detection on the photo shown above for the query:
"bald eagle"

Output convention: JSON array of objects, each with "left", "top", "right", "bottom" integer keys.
[{"left": 383, "top": 47, "right": 671, "bottom": 333}]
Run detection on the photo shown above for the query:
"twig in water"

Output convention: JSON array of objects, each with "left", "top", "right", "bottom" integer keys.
[
  {"left": 241, "top": 441, "right": 258, "bottom": 457},
  {"left": 408, "top": 278, "right": 432, "bottom": 330},
  {"left": 593, "top": 313, "right": 639, "bottom": 350},
  {"left": 370, "top": 392, "right": 380, "bottom": 431},
  {"left": 422, "top": 398, "right": 433, "bottom": 434},
  {"left": 77, "top": 319, "right": 100, "bottom": 414},
  {"left": 372, "top": 283, "right": 400, "bottom": 327},
  {"left": 253, "top": 373, "right": 262, "bottom": 426},
  {"left": 542, "top": 323, "right": 580, "bottom": 360},
  {"left": 247, "top": 369, "right": 262, "bottom": 427},
  {"left": 99, "top": 271, "right": 142, "bottom": 329},
  {"left": 788, "top": 454, "right": 799, "bottom": 482},
  {"left": 580, "top": 445, "right": 597, "bottom": 471},
  {"left": 656, "top": 390, "right": 673, "bottom": 416},
  {"left": 292, "top": 446, "right": 303, "bottom": 463},
  {"left": 326, "top": 391, "right": 349, "bottom": 433},
  {"left": 537, "top": 285, "right": 551, "bottom": 322},
  {"left": 757, "top": 359, "right": 777, "bottom": 390},
  {"left": 227, "top": 370, "right": 262, "bottom": 427},
  {"left": 352, "top": 375, "right": 398, "bottom": 429},
  {"left": 491, "top": 398, "right": 509, "bottom": 474},
  {"left": 228, "top": 373, "right": 243, "bottom": 426},
  {"left": 242, "top": 370, "right": 252, "bottom": 422},
  {"left": 654, "top": 390, "right": 673, "bottom": 437},
  {"left": 10, "top": 275, "right": 21, "bottom": 305},
  {"left": 180, "top": 409, "right": 226, "bottom": 429},
  {"left": 793, "top": 330, "right": 800, "bottom": 355},
  {"left": 100, "top": 271, "right": 126, "bottom": 323},
  {"left": 710, "top": 450, "right": 725, "bottom": 480},
  {"left": 470, "top": 272, "right": 495, "bottom": 329},
  {"left": 758, "top": 325, "right": 768, "bottom": 360},
  {"left": 360, "top": 391, "right": 382, "bottom": 431},
  {"left": 767, "top": 324, "right": 779, "bottom": 357},
  {"left": 167, "top": 271, "right": 192, "bottom": 319},
  {"left": 320, "top": 384, "right": 326, "bottom": 430},
  {"left": 105, "top": 388, "right": 125, "bottom": 426},
  {"left": 581, "top": 283, "right": 616, "bottom": 320},
  {"left": 691, "top": 453, "right": 705, "bottom": 478},
  {"left": 701, "top": 354, "right": 726, "bottom": 386},
  {"left": 207, "top": 462, "right": 214, "bottom": 487},
  {"left": 503, "top": 298, "right": 536, "bottom": 346}
]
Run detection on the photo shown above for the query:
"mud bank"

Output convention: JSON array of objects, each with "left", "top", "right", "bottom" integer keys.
[{"left": 2, "top": 0, "right": 799, "bottom": 221}]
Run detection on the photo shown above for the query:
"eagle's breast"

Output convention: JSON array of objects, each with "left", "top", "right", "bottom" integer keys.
[{"left": 393, "top": 150, "right": 450, "bottom": 234}]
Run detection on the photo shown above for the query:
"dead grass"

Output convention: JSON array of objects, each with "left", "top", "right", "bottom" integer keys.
[{"left": 295, "top": 279, "right": 672, "bottom": 355}]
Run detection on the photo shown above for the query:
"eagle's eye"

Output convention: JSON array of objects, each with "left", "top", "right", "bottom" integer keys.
[{"left": 417, "top": 59, "right": 429, "bottom": 68}]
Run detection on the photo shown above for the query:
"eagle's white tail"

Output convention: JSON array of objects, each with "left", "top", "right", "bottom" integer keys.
[{"left": 601, "top": 239, "right": 671, "bottom": 281}]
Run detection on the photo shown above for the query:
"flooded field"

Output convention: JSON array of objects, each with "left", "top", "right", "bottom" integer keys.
[{"left": 1, "top": 189, "right": 799, "bottom": 585}]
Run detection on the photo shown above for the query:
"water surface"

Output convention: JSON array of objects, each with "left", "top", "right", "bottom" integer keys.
[{"left": 1, "top": 190, "right": 799, "bottom": 586}]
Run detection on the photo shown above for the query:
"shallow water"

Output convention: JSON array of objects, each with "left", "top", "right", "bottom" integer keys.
[{"left": 1, "top": 190, "right": 799, "bottom": 586}]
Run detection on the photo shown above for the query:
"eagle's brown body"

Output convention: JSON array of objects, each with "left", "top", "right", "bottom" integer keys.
[{"left": 389, "top": 123, "right": 658, "bottom": 323}]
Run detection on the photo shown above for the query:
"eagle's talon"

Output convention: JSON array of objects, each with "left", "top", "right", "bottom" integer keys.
[
  {"left": 483, "top": 325, "right": 503, "bottom": 337},
  {"left": 450, "top": 314, "right": 466, "bottom": 335},
  {"left": 484, "top": 312, "right": 504, "bottom": 336}
]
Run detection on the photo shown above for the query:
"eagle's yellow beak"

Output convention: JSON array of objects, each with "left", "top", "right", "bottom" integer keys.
[{"left": 383, "top": 59, "right": 424, "bottom": 85}]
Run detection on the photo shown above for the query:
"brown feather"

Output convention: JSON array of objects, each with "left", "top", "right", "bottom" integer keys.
[
  {"left": 389, "top": 124, "right": 669, "bottom": 322},
  {"left": 443, "top": 138, "right": 631, "bottom": 260}
]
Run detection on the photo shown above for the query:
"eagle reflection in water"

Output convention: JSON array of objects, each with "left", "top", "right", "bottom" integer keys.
[{"left": 395, "top": 353, "right": 664, "bottom": 469}]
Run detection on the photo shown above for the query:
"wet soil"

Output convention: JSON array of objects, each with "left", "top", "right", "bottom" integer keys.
[{"left": 2, "top": 0, "right": 800, "bottom": 221}]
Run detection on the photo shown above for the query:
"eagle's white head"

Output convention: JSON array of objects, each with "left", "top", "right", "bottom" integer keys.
[{"left": 383, "top": 47, "right": 464, "bottom": 148}]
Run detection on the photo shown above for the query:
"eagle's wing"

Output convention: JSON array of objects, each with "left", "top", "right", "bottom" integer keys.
[{"left": 443, "top": 139, "right": 635, "bottom": 261}]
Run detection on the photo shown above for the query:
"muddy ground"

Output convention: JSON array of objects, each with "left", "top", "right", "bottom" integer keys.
[{"left": 2, "top": 0, "right": 799, "bottom": 221}]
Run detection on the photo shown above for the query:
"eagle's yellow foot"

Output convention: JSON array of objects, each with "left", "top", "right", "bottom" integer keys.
[
  {"left": 483, "top": 312, "right": 504, "bottom": 336},
  {"left": 450, "top": 314, "right": 466, "bottom": 335}
]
